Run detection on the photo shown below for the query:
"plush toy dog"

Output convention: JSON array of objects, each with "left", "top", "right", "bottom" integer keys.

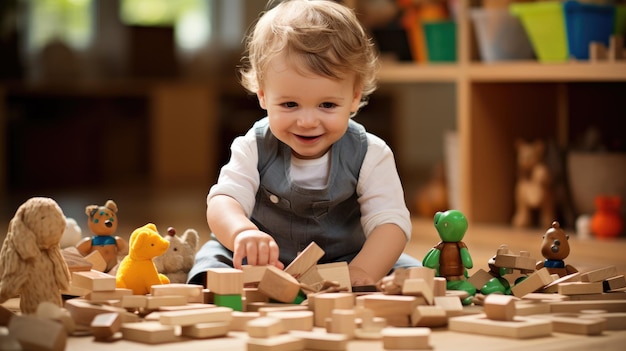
[
  {"left": 153, "top": 227, "right": 199, "bottom": 284},
  {"left": 0, "top": 197, "right": 71, "bottom": 314},
  {"left": 76, "top": 200, "right": 128, "bottom": 272},
  {"left": 116, "top": 223, "right": 170, "bottom": 295}
]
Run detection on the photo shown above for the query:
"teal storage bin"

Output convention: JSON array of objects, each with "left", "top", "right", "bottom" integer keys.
[
  {"left": 564, "top": 0, "right": 615, "bottom": 60},
  {"left": 423, "top": 20, "right": 456, "bottom": 62}
]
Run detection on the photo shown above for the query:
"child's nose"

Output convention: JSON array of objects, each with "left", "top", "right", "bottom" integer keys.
[{"left": 296, "top": 110, "right": 319, "bottom": 128}]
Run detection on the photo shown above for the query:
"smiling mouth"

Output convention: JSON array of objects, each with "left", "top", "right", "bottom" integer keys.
[{"left": 296, "top": 134, "right": 321, "bottom": 140}]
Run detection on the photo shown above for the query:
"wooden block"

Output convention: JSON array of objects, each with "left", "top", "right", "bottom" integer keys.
[
  {"left": 36, "top": 302, "right": 75, "bottom": 334},
  {"left": 121, "top": 295, "right": 148, "bottom": 309},
  {"left": 511, "top": 268, "right": 553, "bottom": 297},
  {"left": 515, "top": 300, "right": 551, "bottom": 316},
  {"left": 72, "top": 270, "right": 116, "bottom": 292},
  {"left": 230, "top": 311, "right": 262, "bottom": 331},
  {"left": 494, "top": 253, "right": 536, "bottom": 271},
  {"left": 468, "top": 269, "right": 494, "bottom": 290},
  {"left": 160, "top": 306, "right": 233, "bottom": 326},
  {"left": 151, "top": 283, "right": 203, "bottom": 302},
  {"left": 410, "top": 305, "right": 447, "bottom": 327},
  {"left": 401, "top": 278, "right": 433, "bottom": 305},
  {"left": 157, "top": 303, "right": 215, "bottom": 312},
  {"left": 580, "top": 266, "right": 618, "bottom": 283},
  {"left": 434, "top": 296, "right": 464, "bottom": 318},
  {"left": 550, "top": 300, "right": 626, "bottom": 313},
  {"left": 289, "top": 330, "right": 348, "bottom": 351},
  {"left": 484, "top": 294, "right": 517, "bottom": 321},
  {"left": 206, "top": 268, "right": 243, "bottom": 295},
  {"left": 449, "top": 313, "right": 552, "bottom": 339},
  {"left": 181, "top": 321, "right": 230, "bottom": 338},
  {"left": 245, "top": 287, "right": 270, "bottom": 304},
  {"left": 258, "top": 265, "right": 301, "bottom": 303},
  {"left": 531, "top": 314, "right": 605, "bottom": 335},
  {"left": 84, "top": 250, "right": 108, "bottom": 272},
  {"left": 64, "top": 298, "right": 128, "bottom": 326},
  {"left": 8, "top": 315, "right": 67, "bottom": 351},
  {"left": 580, "top": 311, "right": 626, "bottom": 330},
  {"left": 381, "top": 327, "right": 431, "bottom": 350},
  {"left": 313, "top": 293, "right": 354, "bottom": 327},
  {"left": 146, "top": 295, "right": 188, "bottom": 309},
  {"left": 247, "top": 334, "right": 305, "bottom": 351},
  {"left": 541, "top": 272, "right": 581, "bottom": 293},
  {"left": 521, "top": 293, "right": 569, "bottom": 302},
  {"left": 266, "top": 311, "right": 314, "bottom": 331},
  {"left": 567, "top": 291, "right": 626, "bottom": 301},
  {"left": 589, "top": 41, "right": 608, "bottom": 61},
  {"left": 317, "top": 262, "right": 352, "bottom": 292},
  {"left": 247, "top": 316, "right": 285, "bottom": 338},
  {"left": 356, "top": 295, "right": 418, "bottom": 318},
  {"left": 120, "top": 322, "right": 177, "bottom": 344},
  {"left": 329, "top": 309, "right": 356, "bottom": 338},
  {"left": 298, "top": 265, "right": 325, "bottom": 292},
  {"left": 86, "top": 288, "right": 133, "bottom": 302},
  {"left": 609, "top": 35, "right": 625, "bottom": 61},
  {"left": 558, "top": 281, "right": 604, "bottom": 295},
  {"left": 284, "top": 241, "right": 325, "bottom": 279},
  {"left": 61, "top": 247, "right": 93, "bottom": 272},
  {"left": 259, "top": 305, "right": 309, "bottom": 316},
  {"left": 242, "top": 265, "right": 270, "bottom": 284},
  {"left": 604, "top": 275, "right": 626, "bottom": 292},
  {"left": 90, "top": 312, "right": 122, "bottom": 340},
  {"left": 433, "top": 277, "right": 447, "bottom": 296}
]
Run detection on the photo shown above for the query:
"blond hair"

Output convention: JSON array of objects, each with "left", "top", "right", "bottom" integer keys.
[{"left": 239, "top": 0, "right": 378, "bottom": 109}]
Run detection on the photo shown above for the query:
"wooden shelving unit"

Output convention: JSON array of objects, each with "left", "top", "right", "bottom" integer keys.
[{"left": 378, "top": 2, "right": 626, "bottom": 225}]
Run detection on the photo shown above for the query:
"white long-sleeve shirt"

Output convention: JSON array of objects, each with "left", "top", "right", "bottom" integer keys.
[{"left": 207, "top": 127, "right": 412, "bottom": 241}]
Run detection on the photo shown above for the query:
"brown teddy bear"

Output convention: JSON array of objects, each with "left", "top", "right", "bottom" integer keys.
[
  {"left": 512, "top": 139, "right": 556, "bottom": 229},
  {"left": 536, "top": 221, "right": 577, "bottom": 277},
  {"left": 153, "top": 227, "right": 199, "bottom": 284},
  {"left": 76, "top": 200, "right": 128, "bottom": 272},
  {"left": 0, "top": 197, "right": 71, "bottom": 314}
]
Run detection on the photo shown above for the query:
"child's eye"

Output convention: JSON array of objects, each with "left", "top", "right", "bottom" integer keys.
[
  {"left": 281, "top": 101, "right": 298, "bottom": 108},
  {"left": 320, "top": 102, "right": 337, "bottom": 109}
]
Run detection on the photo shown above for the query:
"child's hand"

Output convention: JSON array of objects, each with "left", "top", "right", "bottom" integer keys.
[
  {"left": 233, "top": 230, "right": 284, "bottom": 270},
  {"left": 348, "top": 264, "right": 375, "bottom": 287}
]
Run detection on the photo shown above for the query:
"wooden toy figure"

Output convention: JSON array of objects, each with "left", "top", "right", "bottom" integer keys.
[
  {"left": 76, "top": 200, "right": 128, "bottom": 272},
  {"left": 536, "top": 221, "right": 578, "bottom": 277},
  {"left": 422, "top": 210, "right": 476, "bottom": 305},
  {"left": 0, "top": 197, "right": 71, "bottom": 314}
]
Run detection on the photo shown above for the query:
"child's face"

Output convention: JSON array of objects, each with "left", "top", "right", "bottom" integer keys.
[{"left": 257, "top": 54, "right": 362, "bottom": 160}]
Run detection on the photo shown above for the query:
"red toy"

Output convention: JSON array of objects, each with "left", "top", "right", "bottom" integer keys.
[{"left": 590, "top": 195, "right": 623, "bottom": 239}]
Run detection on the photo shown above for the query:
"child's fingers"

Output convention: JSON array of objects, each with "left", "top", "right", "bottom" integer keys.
[
  {"left": 232, "top": 244, "right": 246, "bottom": 269},
  {"left": 268, "top": 240, "right": 282, "bottom": 269},
  {"left": 256, "top": 240, "right": 270, "bottom": 265}
]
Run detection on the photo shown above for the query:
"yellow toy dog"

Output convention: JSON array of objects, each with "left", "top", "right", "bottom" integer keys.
[{"left": 116, "top": 223, "right": 170, "bottom": 294}]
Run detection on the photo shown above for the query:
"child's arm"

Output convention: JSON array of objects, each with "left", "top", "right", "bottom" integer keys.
[
  {"left": 348, "top": 223, "right": 407, "bottom": 285},
  {"left": 207, "top": 194, "right": 283, "bottom": 270}
]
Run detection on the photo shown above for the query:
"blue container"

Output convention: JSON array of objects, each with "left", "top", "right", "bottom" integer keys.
[{"left": 564, "top": 0, "right": 615, "bottom": 60}]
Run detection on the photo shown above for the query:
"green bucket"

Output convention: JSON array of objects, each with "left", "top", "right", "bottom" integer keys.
[{"left": 423, "top": 20, "right": 457, "bottom": 62}]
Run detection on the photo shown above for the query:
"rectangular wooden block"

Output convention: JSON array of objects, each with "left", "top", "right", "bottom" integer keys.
[
  {"left": 329, "top": 309, "right": 356, "bottom": 338},
  {"left": 145, "top": 295, "right": 188, "bottom": 309},
  {"left": 247, "top": 334, "right": 305, "bottom": 351},
  {"left": 511, "top": 267, "right": 553, "bottom": 297},
  {"left": 434, "top": 296, "right": 464, "bottom": 318},
  {"left": 558, "top": 281, "right": 604, "bottom": 295},
  {"left": 214, "top": 294, "right": 243, "bottom": 312},
  {"left": 381, "top": 327, "right": 431, "bottom": 350},
  {"left": 604, "top": 275, "right": 626, "bottom": 292},
  {"left": 86, "top": 288, "right": 133, "bottom": 302},
  {"left": 206, "top": 268, "right": 243, "bottom": 295},
  {"left": 317, "top": 262, "right": 352, "bottom": 292},
  {"left": 64, "top": 298, "right": 128, "bottom": 326},
  {"left": 401, "top": 278, "right": 433, "bottom": 305},
  {"left": 313, "top": 293, "right": 354, "bottom": 327},
  {"left": 258, "top": 265, "right": 301, "bottom": 303},
  {"left": 284, "top": 241, "right": 325, "bottom": 279},
  {"left": 449, "top": 314, "right": 552, "bottom": 339},
  {"left": 550, "top": 300, "right": 626, "bottom": 313},
  {"left": 159, "top": 306, "right": 233, "bottom": 326},
  {"left": 242, "top": 265, "right": 270, "bottom": 284},
  {"left": 266, "top": 311, "right": 314, "bottom": 331},
  {"left": 541, "top": 272, "right": 580, "bottom": 293},
  {"left": 531, "top": 314, "right": 606, "bottom": 335},
  {"left": 120, "top": 322, "right": 177, "bottom": 344},
  {"left": 411, "top": 305, "right": 447, "bottom": 327},
  {"left": 247, "top": 316, "right": 285, "bottom": 338},
  {"left": 289, "top": 330, "right": 348, "bottom": 351},
  {"left": 181, "top": 321, "right": 230, "bottom": 339},
  {"left": 230, "top": 311, "right": 262, "bottom": 331},
  {"left": 483, "top": 294, "right": 517, "bottom": 321},
  {"left": 581, "top": 266, "right": 618, "bottom": 283},
  {"left": 151, "top": 283, "right": 204, "bottom": 302},
  {"left": 468, "top": 269, "right": 494, "bottom": 290},
  {"left": 581, "top": 311, "right": 626, "bottom": 330},
  {"left": 72, "top": 270, "right": 116, "bottom": 292},
  {"left": 121, "top": 295, "right": 148, "bottom": 309},
  {"left": 90, "top": 312, "right": 121, "bottom": 340},
  {"left": 356, "top": 295, "right": 419, "bottom": 317},
  {"left": 9, "top": 314, "right": 67, "bottom": 351}
]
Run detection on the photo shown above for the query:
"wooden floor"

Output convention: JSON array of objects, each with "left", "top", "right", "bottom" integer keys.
[{"left": 2, "top": 183, "right": 625, "bottom": 277}]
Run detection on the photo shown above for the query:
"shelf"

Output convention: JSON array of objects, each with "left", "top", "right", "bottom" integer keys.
[{"left": 378, "top": 61, "right": 626, "bottom": 84}]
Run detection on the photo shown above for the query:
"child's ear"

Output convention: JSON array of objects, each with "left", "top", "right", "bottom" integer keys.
[
  {"left": 257, "top": 89, "right": 267, "bottom": 110},
  {"left": 350, "top": 86, "right": 363, "bottom": 113}
]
